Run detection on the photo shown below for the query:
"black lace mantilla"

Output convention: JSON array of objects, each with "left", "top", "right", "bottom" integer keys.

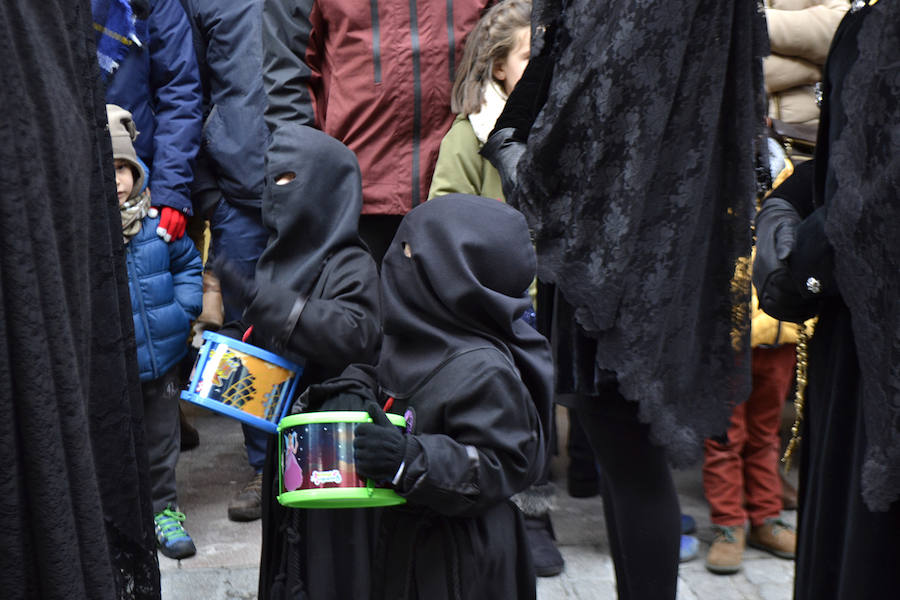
[
  {"left": 1, "top": 1, "right": 161, "bottom": 597},
  {"left": 826, "top": 3, "right": 900, "bottom": 511},
  {"left": 515, "top": 0, "right": 768, "bottom": 465}
]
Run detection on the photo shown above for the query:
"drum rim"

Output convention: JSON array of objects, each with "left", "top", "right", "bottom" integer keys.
[
  {"left": 202, "top": 330, "right": 303, "bottom": 372},
  {"left": 182, "top": 390, "right": 281, "bottom": 433},
  {"left": 277, "top": 486, "right": 407, "bottom": 508},
  {"left": 278, "top": 410, "right": 406, "bottom": 430}
]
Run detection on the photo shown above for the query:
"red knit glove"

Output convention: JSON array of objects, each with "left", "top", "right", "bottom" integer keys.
[{"left": 155, "top": 206, "right": 187, "bottom": 242}]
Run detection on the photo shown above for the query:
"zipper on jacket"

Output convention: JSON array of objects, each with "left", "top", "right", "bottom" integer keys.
[
  {"left": 370, "top": 0, "right": 383, "bottom": 83},
  {"left": 128, "top": 244, "right": 159, "bottom": 379},
  {"left": 409, "top": 0, "right": 422, "bottom": 207},
  {"left": 446, "top": 0, "right": 455, "bottom": 81}
]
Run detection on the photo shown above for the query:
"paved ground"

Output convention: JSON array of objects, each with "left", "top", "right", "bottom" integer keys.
[{"left": 161, "top": 404, "right": 798, "bottom": 599}]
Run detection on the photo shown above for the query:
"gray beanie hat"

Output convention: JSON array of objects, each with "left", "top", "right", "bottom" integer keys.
[{"left": 106, "top": 104, "right": 146, "bottom": 195}]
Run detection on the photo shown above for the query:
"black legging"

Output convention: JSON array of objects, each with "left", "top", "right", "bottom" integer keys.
[{"left": 575, "top": 394, "right": 680, "bottom": 600}]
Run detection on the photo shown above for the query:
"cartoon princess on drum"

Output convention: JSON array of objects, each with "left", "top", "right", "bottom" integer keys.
[{"left": 283, "top": 431, "right": 304, "bottom": 491}]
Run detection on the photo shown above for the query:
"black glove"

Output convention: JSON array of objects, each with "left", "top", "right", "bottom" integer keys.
[
  {"left": 353, "top": 400, "right": 406, "bottom": 484},
  {"left": 787, "top": 207, "right": 835, "bottom": 300},
  {"left": 480, "top": 129, "right": 526, "bottom": 200},
  {"left": 753, "top": 197, "right": 816, "bottom": 322},
  {"left": 320, "top": 390, "right": 371, "bottom": 412},
  {"left": 216, "top": 321, "right": 248, "bottom": 342},
  {"left": 242, "top": 283, "right": 304, "bottom": 350},
  {"left": 292, "top": 367, "right": 380, "bottom": 414},
  {"left": 211, "top": 256, "right": 258, "bottom": 313}
]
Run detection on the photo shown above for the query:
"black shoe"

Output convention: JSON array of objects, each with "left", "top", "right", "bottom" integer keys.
[
  {"left": 228, "top": 472, "right": 262, "bottom": 522},
  {"left": 524, "top": 514, "right": 565, "bottom": 577},
  {"left": 567, "top": 474, "right": 600, "bottom": 498},
  {"left": 567, "top": 457, "right": 601, "bottom": 498},
  {"left": 180, "top": 406, "right": 199, "bottom": 451}
]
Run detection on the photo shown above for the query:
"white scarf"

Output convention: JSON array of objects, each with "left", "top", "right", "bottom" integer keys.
[{"left": 467, "top": 80, "right": 509, "bottom": 145}]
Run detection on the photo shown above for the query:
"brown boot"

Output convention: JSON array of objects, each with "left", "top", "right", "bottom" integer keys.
[
  {"left": 198, "top": 270, "right": 225, "bottom": 330},
  {"left": 705, "top": 525, "right": 745, "bottom": 574},
  {"left": 228, "top": 472, "right": 263, "bottom": 522},
  {"left": 748, "top": 518, "right": 796, "bottom": 559}
]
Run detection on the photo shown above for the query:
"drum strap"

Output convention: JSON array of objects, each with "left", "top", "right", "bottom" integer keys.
[{"left": 281, "top": 297, "right": 307, "bottom": 348}]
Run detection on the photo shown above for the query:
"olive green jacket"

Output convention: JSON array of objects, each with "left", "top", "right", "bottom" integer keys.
[{"left": 427, "top": 114, "right": 505, "bottom": 201}]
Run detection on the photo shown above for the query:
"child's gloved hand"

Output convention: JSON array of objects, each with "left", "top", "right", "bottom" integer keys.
[
  {"left": 155, "top": 206, "right": 187, "bottom": 242},
  {"left": 320, "top": 390, "right": 372, "bottom": 412},
  {"left": 211, "top": 256, "right": 258, "bottom": 312},
  {"left": 354, "top": 400, "right": 406, "bottom": 484}
]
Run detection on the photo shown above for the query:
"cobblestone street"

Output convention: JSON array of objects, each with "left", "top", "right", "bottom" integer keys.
[{"left": 161, "top": 404, "right": 798, "bottom": 600}]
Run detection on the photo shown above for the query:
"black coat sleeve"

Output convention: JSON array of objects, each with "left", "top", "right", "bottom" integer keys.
[
  {"left": 186, "top": 0, "right": 269, "bottom": 206},
  {"left": 261, "top": 0, "right": 319, "bottom": 139},
  {"left": 789, "top": 206, "right": 837, "bottom": 299},
  {"left": 396, "top": 350, "right": 546, "bottom": 518},
  {"left": 245, "top": 248, "right": 381, "bottom": 370}
]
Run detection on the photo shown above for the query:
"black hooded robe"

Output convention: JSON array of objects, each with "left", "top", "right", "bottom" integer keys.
[
  {"left": 0, "top": 1, "right": 160, "bottom": 598},
  {"left": 251, "top": 125, "right": 381, "bottom": 600},
  {"left": 363, "top": 194, "right": 553, "bottom": 600},
  {"left": 370, "top": 352, "right": 544, "bottom": 600}
]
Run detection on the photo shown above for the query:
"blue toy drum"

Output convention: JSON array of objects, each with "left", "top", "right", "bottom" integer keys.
[
  {"left": 181, "top": 330, "right": 303, "bottom": 433},
  {"left": 277, "top": 411, "right": 407, "bottom": 509}
]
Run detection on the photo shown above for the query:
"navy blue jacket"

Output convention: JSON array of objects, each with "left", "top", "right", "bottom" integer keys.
[
  {"left": 105, "top": 0, "right": 203, "bottom": 216},
  {"left": 179, "top": 0, "right": 269, "bottom": 212},
  {"left": 125, "top": 216, "right": 203, "bottom": 381}
]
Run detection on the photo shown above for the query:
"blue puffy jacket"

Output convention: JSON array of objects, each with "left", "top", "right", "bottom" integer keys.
[
  {"left": 104, "top": 0, "right": 203, "bottom": 216},
  {"left": 126, "top": 216, "right": 203, "bottom": 381}
]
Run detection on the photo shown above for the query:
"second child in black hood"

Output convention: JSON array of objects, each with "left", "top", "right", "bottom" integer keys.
[
  {"left": 214, "top": 124, "right": 382, "bottom": 600},
  {"left": 218, "top": 123, "right": 381, "bottom": 370},
  {"left": 297, "top": 194, "right": 554, "bottom": 599}
]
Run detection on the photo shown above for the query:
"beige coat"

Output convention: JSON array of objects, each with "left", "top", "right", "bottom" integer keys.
[{"left": 764, "top": 0, "right": 849, "bottom": 126}]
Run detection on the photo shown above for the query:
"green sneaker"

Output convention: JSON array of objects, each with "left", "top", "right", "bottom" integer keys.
[{"left": 154, "top": 507, "right": 196, "bottom": 560}]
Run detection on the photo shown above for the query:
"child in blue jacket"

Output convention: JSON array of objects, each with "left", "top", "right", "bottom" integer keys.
[{"left": 108, "top": 104, "right": 203, "bottom": 560}]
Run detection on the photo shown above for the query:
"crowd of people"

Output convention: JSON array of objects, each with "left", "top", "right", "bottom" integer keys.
[{"left": 2, "top": 0, "right": 898, "bottom": 599}]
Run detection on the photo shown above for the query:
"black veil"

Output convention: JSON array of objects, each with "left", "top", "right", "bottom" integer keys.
[
  {"left": 0, "top": 1, "right": 160, "bottom": 597},
  {"left": 515, "top": 0, "right": 768, "bottom": 465},
  {"left": 824, "top": 2, "right": 900, "bottom": 511}
]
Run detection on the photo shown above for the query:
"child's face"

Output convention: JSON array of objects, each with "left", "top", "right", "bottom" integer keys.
[
  {"left": 493, "top": 27, "right": 531, "bottom": 96},
  {"left": 114, "top": 159, "right": 134, "bottom": 206}
]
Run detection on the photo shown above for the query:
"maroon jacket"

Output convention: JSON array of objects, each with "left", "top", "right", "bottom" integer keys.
[{"left": 262, "top": 0, "right": 490, "bottom": 215}]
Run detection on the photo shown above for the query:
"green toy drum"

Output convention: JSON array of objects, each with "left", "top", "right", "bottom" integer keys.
[{"left": 277, "top": 411, "right": 407, "bottom": 509}]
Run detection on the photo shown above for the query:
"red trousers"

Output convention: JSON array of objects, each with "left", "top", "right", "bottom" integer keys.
[{"left": 703, "top": 344, "right": 796, "bottom": 527}]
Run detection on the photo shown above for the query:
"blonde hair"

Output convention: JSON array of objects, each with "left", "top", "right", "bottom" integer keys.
[{"left": 452, "top": 0, "right": 531, "bottom": 116}]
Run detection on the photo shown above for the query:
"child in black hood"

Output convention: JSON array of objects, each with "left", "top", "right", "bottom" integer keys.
[
  {"left": 214, "top": 124, "right": 381, "bottom": 600},
  {"left": 217, "top": 123, "right": 381, "bottom": 369},
  {"left": 297, "top": 194, "right": 554, "bottom": 599}
]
